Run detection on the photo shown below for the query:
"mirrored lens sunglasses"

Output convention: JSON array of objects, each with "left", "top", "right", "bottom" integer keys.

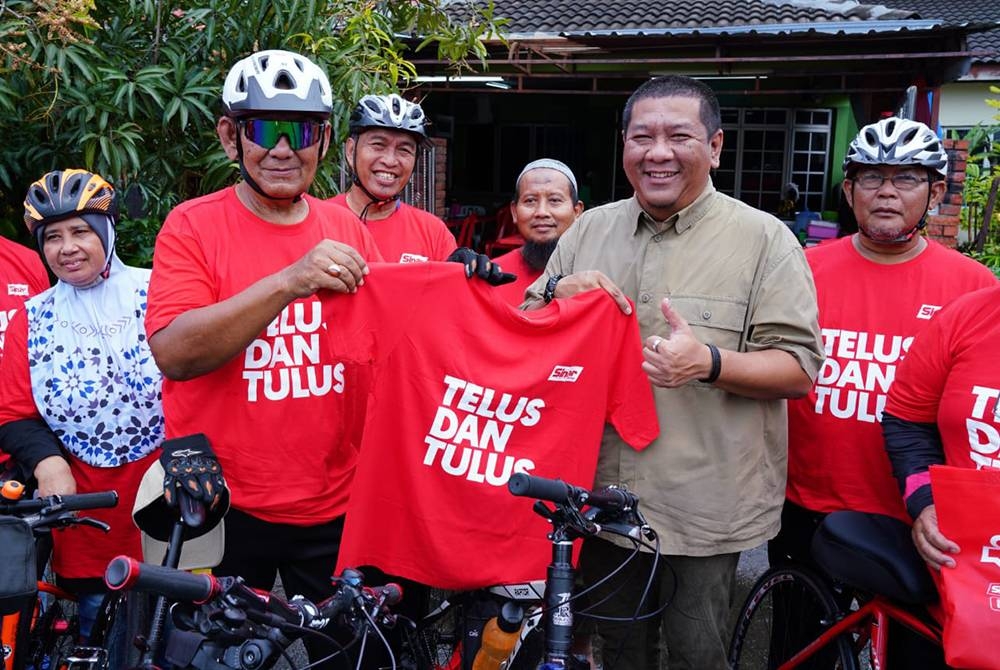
[{"left": 241, "top": 119, "right": 325, "bottom": 151}]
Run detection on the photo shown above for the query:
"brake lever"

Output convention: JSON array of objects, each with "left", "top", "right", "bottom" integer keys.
[
  {"left": 75, "top": 516, "right": 111, "bottom": 532},
  {"left": 532, "top": 500, "right": 556, "bottom": 521}
]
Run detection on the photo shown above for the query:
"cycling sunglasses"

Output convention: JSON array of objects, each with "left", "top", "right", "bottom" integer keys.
[{"left": 240, "top": 119, "right": 326, "bottom": 150}]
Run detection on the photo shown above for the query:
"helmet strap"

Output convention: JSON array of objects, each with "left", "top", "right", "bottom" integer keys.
[
  {"left": 347, "top": 138, "right": 402, "bottom": 221},
  {"left": 857, "top": 184, "right": 932, "bottom": 245}
]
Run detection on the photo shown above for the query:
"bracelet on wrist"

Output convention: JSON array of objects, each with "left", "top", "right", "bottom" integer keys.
[{"left": 699, "top": 344, "right": 722, "bottom": 384}]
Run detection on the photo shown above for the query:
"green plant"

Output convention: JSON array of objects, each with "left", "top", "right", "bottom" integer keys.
[
  {"left": 957, "top": 85, "right": 1000, "bottom": 257},
  {"left": 0, "top": 0, "right": 506, "bottom": 266},
  {"left": 963, "top": 240, "right": 1000, "bottom": 278}
]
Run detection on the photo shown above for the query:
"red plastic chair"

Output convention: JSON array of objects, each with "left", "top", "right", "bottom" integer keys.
[
  {"left": 450, "top": 213, "right": 477, "bottom": 249},
  {"left": 484, "top": 206, "right": 523, "bottom": 257}
]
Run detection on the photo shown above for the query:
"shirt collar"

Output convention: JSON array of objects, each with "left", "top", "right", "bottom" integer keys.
[{"left": 630, "top": 179, "right": 717, "bottom": 236}]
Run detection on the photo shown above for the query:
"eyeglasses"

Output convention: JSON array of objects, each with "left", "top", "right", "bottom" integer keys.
[
  {"left": 852, "top": 172, "right": 929, "bottom": 191},
  {"left": 240, "top": 119, "right": 325, "bottom": 150}
]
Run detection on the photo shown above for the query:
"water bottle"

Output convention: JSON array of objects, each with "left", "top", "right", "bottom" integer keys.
[{"left": 471, "top": 601, "right": 524, "bottom": 670}]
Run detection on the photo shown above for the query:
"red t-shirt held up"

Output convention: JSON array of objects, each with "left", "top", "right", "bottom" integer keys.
[{"left": 328, "top": 262, "right": 659, "bottom": 589}]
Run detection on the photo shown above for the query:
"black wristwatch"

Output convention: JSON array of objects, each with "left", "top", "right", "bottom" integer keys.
[{"left": 543, "top": 274, "right": 563, "bottom": 303}]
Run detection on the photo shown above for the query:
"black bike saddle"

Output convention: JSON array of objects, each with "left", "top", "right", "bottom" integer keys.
[{"left": 811, "top": 510, "right": 938, "bottom": 605}]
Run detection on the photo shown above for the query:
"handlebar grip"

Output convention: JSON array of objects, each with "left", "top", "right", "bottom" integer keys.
[
  {"left": 508, "top": 473, "right": 636, "bottom": 512},
  {"left": 0, "top": 490, "right": 119, "bottom": 515},
  {"left": 58, "top": 491, "right": 120, "bottom": 511},
  {"left": 104, "top": 555, "right": 219, "bottom": 604},
  {"left": 508, "top": 473, "right": 572, "bottom": 503}
]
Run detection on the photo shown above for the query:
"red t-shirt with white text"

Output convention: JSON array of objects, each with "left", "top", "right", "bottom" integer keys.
[
  {"left": 786, "top": 237, "right": 996, "bottom": 519},
  {"left": 329, "top": 194, "right": 456, "bottom": 263},
  {"left": 328, "top": 263, "right": 659, "bottom": 589},
  {"left": 885, "top": 285, "right": 1000, "bottom": 471},
  {"left": 145, "top": 187, "right": 383, "bottom": 524},
  {"left": 0, "top": 238, "right": 48, "bottom": 470},
  {"left": 0, "top": 237, "right": 48, "bottom": 362}
]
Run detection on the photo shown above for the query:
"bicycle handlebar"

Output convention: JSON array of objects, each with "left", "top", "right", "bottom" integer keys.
[
  {"left": 105, "top": 556, "right": 219, "bottom": 604},
  {"left": 0, "top": 490, "right": 119, "bottom": 516},
  {"left": 508, "top": 472, "right": 637, "bottom": 512},
  {"left": 104, "top": 557, "right": 403, "bottom": 670}
]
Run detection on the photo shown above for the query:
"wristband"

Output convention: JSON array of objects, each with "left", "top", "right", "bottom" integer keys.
[
  {"left": 699, "top": 344, "right": 721, "bottom": 384},
  {"left": 543, "top": 274, "right": 563, "bottom": 303}
]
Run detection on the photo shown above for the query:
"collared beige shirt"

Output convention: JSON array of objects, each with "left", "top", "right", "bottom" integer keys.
[{"left": 525, "top": 183, "right": 823, "bottom": 555}]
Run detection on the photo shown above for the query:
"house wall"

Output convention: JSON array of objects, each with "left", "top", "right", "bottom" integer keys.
[
  {"left": 925, "top": 138, "right": 968, "bottom": 248},
  {"left": 939, "top": 81, "right": 999, "bottom": 129}
]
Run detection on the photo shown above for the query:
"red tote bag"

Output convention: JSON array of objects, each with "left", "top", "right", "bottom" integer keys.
[{"left": 930, "top": 464, "right": 1000, "bottom": 670}]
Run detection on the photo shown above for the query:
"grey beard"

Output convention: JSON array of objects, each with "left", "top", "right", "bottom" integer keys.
[{"left": 520, "top": 239, "right": 559, "bottom": 271}]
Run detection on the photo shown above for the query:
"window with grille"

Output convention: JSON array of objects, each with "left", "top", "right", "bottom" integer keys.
[{"left": 714, "top": 108, "right": 832, "bottom": 215}]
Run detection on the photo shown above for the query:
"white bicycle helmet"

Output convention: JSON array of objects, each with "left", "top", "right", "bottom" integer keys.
[
  {"left": 222, "top": 50, "right": 332, "bottom": 118},
  {"left": 843, "top": 117, "right": 947, "bottom": 178},
  {"left": 349, "top": 94, "right": 428, "bottom": 138}
]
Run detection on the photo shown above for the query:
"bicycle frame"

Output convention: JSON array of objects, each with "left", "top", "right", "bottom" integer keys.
[
  {"left": 2, "top": 581, "right": 97, "bottom": 670},
  {"left": 777, "top": 594, "right": 941, "bottom": 670}
]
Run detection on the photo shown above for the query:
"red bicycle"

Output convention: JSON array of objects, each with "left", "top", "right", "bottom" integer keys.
[{"left": 729, "top": 511, "right": 942, "bottom": 669}]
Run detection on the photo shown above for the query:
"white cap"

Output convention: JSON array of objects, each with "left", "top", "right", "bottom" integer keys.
[
  {"left": 515, "top": 159, "right": 578, "bottom": 198},
  {"left": 132, "top": 459, "right": 226, "bottom": 570}
]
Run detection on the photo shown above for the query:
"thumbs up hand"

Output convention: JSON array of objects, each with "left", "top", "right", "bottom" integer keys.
[{"left": 643, "top": 298, "right": 715, "bottom": 388}]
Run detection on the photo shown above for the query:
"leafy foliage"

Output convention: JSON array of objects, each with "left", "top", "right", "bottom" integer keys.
[
  {"left": 955, "top": 85, "right": 1000, "bottom": 276},
  {"left": 0, "top": 0, "right": 504, "bottom": 265}
]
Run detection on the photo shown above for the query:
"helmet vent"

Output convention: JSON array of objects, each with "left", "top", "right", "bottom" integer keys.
[
  {"left": 274, "top": 71, "right": 295, "bottom": 90},
  {"left": 31, "top": 186, "right": 48, "bottom": 205},
  {"left": 900, "top": 127, "right": 918, "bottom": 145}
]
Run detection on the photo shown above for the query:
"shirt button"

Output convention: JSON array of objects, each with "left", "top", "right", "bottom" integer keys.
[
  {"left": 652, "top": 234, "right": 662, "bottom": 242},
  {"left": 702, "top": 310, "right": 712, "bottom": 320},
  {"left": 640, "top": 293, "right": 652, "bottom": 303}
]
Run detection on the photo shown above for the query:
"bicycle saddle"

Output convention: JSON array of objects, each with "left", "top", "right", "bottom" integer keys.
[{"left": 811, "top": 510, "right": 937, "bottom": 605}]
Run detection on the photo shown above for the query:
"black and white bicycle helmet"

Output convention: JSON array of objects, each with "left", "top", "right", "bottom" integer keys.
[
  {"left": 222, "top": 49, "right": 332, "bottom": 118},
  {"left": 843, "top": 117, "right": 947, "bottom": 178},
  {"left": 348, "top": 94, "right": 428, "bottom": 139}
]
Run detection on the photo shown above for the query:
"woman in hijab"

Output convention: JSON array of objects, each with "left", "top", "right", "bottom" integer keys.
[{"left": 0, "top": 169, "right": 163, "bottom": 640}]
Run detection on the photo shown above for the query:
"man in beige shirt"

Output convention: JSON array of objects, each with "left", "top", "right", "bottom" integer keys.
[{"left": 524, "top": 75, "right": 823, "bottom": 669}]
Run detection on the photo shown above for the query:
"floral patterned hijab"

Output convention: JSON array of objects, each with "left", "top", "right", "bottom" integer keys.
[{"left": 25, "top": 253, "right": 163, "bottom": 467}]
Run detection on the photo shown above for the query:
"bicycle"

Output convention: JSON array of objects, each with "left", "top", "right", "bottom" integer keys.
[
  {"left": 0, "top": 480, "right": 129, "bottom": 670},
  {"left": 728, "top": 510, "right": 942, "bottom": 669},
  {"left": 400, "top": 472, "right": 659, "bottom": 670},
  {"left": 103, "top": 556, "right": 402, "bottom": 670}
]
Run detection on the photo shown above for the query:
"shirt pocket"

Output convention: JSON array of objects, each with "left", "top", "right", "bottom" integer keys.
[{"left": 668, "top": 294, "right": 747, "bottom": 351}]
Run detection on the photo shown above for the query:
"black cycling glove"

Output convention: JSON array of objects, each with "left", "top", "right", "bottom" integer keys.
[
  {"left": 160, "top": 433, "right": 227, "bottom": 517},
  {"left": 447, "top": 247, "right": 517, "bottom": 286}
]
